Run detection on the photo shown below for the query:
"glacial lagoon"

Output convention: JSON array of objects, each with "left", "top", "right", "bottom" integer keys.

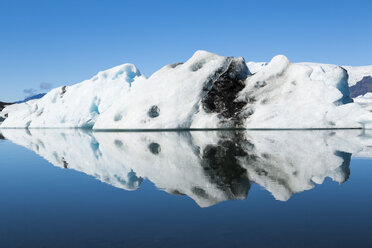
[{"left": 0, "top": 129, "right": 372, "bottom": 247}]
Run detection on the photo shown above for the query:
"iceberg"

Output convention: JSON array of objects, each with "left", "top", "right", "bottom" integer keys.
[
  {"left": 343, "top": 65, "right": 372, "bottom": 87},
  {"left": 248, "top": 62, "right": 372, "bottom": 88},
  {"left": 248, "top": 61, "right": 372, "bottom": 113},
  {"left": 240, "top": 56, "right": 372, "bottom": 128},
  {"left": 1, "top": 51, "right": 372, "bottom": 129},
  {"left": 0, "top": 63, "right": 144, "bottom": 128},
  {"left": 354, "top": 93, "right": 372, "bottom": 112},
  {"left": 95, "top": 51, "right": 250, "bottom": 129}
]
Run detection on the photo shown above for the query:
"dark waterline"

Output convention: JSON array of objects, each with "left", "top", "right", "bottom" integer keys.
[{"left": 0, "top": 129, "right": 371, "bottom": 247}]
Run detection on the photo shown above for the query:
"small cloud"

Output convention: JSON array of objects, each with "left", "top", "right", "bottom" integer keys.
[
  {"left": 40, "top": 82, "right": 53, "bottom": 90},
  {"left": 22, "top": 82, "right": 54, "bottom": 98},
  {"left": 23, "top": 88, "right": 37, "bottom": 96}
]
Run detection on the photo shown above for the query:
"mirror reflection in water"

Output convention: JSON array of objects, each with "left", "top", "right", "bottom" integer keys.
[{"left": 2, "top": 129, "right": 371, "bottom": 207}]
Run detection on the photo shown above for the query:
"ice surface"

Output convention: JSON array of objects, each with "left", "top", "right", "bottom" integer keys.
[
  {"left": 2, "top": 51, "right": 372, "bottom": 129},
  {"left": 249, "top": 61, "right": 353, "bottom": 103},
  {"left": 249, "top": 61, "right": 372, "bottom": 87},
  {"left": 246, "top": 61, "right": 267, "bottom": 74},
  {"left": 0, "top": 64, "right": 144, "bottom": 128},
  {"left": 94, "top": 51, "right": 248, "bottom": 129},
  {"left": 354, "top": 93, "right": 372, "bottom": 112},
  {"left": 248, "top": 60, "right": 372, "bottom": 115},
  {"left": 303, "top": 63, "right": 352, "bottom": 104},
  {"left": 240, "top": 56, "right": 372, "bottom": 128},
  {"left": 343, "top": 65, "right": 372, "bottom": 86}
]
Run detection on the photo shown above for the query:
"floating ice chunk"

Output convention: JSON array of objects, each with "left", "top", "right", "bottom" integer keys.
[{"left": 2, "top": 51, "right": 372, "bottom": 129}]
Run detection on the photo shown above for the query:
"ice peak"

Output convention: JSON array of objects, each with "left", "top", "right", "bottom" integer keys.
[
  {"left": 94, "top": 63, "right": 143, "bottom": 85},
  {"left": 265, "top": 54, "right": 290, "bottom": 75}
]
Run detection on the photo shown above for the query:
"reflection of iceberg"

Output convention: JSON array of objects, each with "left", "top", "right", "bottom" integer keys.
[
  {"left": 239, "top": 132, "right": 352, "bottom": 201},
  {"left": 2, "top": 129, "right": 143, "bottom": 191},
  {"left": 2, "top": 129, "right": 372, "bottom": 207}
]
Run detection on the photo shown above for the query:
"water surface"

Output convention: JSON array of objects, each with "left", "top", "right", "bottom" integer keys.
[{"left": 0, "top": 129, "right": 371, "bottom": 247}]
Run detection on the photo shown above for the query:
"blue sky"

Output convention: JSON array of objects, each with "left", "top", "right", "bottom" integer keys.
[{"left": 0, "top": 0, "right": 371, "bottom": 102}]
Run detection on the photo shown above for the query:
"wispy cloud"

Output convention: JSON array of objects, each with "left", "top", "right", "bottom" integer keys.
[
  {"left": 40, "top": 82, "right": 53, "bottom": 90},
  {"left": 22, "top": 82, "right": 54, "bottom": 97},
  {"left": 23, "top": 88, "right": 37, "bottom": 96}
]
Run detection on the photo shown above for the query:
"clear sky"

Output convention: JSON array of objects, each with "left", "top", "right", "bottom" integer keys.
[{"left": 1, "top": 0, "right": 371, "bottom": 102}]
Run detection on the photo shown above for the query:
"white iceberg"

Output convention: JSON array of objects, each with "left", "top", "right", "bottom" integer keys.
[
  {"left": 248, "top": 61, "right": 372, "bottom": 87},
  {"left": 94, "top": 51, "right": 249, "bottom": 129},
  {"left": 354, "top": 93, "right": 372, "bottom": 112},
  {"left": 0, "top": 63, "right": 144, "bottom": 128},
  {"left": 240, "top": 55, "right": 372, "bottom": 128},
  {"left": 2, "top": 51, "right": 372, "bottom": 129}
]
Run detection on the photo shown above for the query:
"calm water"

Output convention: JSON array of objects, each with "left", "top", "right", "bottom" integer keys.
[{"left": 0, "top": 129, "right": 372, "bottom": 248}]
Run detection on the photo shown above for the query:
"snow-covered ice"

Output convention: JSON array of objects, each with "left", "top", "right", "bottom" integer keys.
[
  {"left": 1, "top": 51, "right": 372, "bottom": 129},
  {"left": 240, "top": 55, "right": 372, "bottom": 128},
  {"left": 0, "top": 63, "right": 144, "bottom": 128},
  {"left": 248, "top": 61, "right": 372, "bottom": 87},
  {"left": 343, "top": 65, "right": 372, "bottom": 87},
  {"left": 354, "top": 93, "right": 372, "bottom": 112},
  {"left": 94, "top": 51, "right": 248, "bottom": 129}
]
